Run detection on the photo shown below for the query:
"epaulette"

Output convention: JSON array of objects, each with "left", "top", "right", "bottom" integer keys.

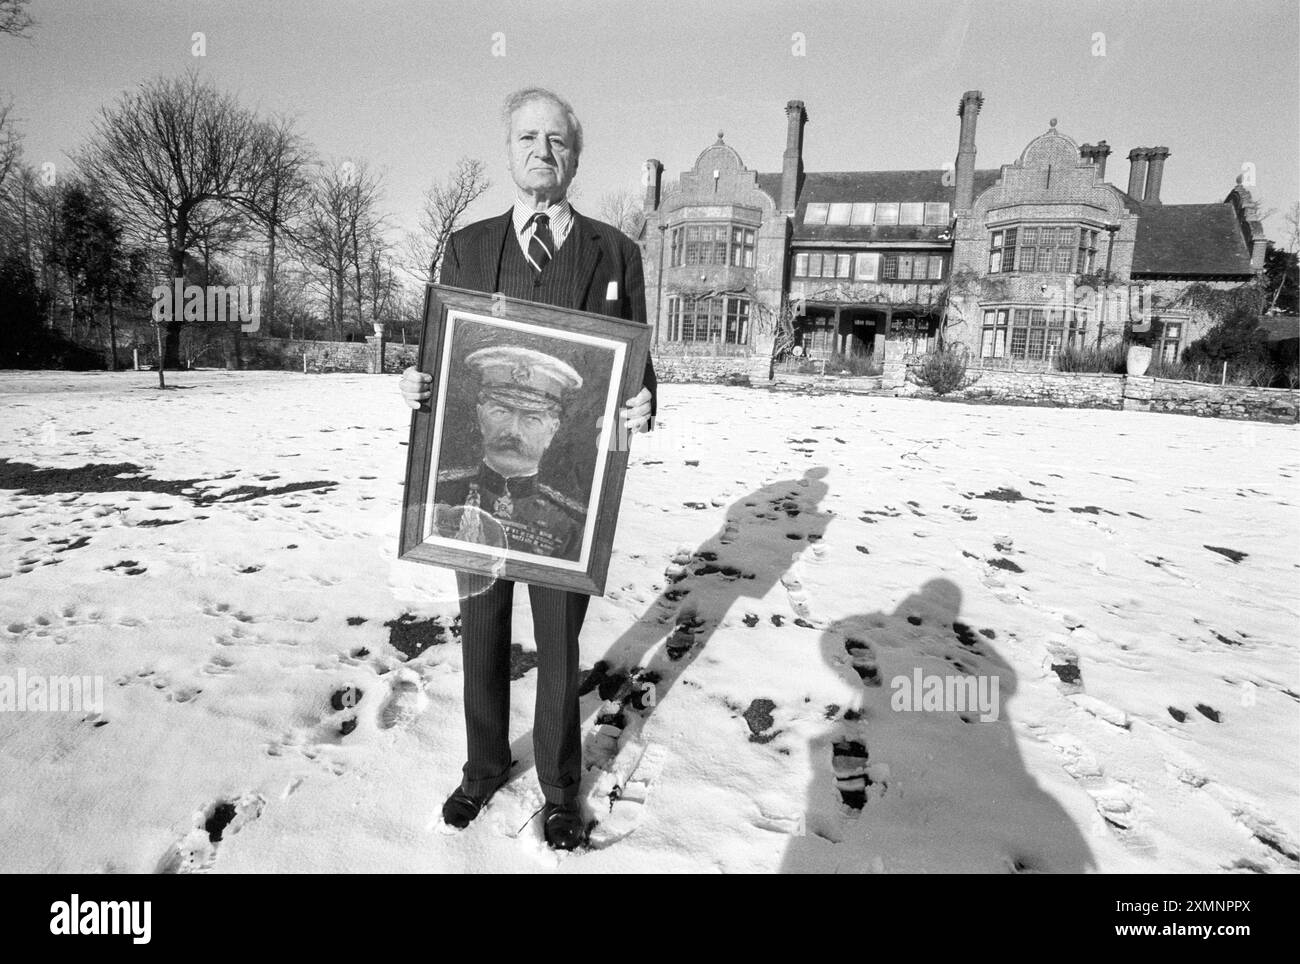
[
  {"left": 539, "top": 483, "right": 587, "bottom": 518},
  {"left": 437, "top": 465, "right": 478, "bottom": 482}
]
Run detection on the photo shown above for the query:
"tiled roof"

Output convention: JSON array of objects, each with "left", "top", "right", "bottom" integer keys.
[
  {"left": 1130, "top": 203, "right": 1254, "bottom": 277},
  {"left": 755, "top": 169, "right": 1000, "bottom": 243}
]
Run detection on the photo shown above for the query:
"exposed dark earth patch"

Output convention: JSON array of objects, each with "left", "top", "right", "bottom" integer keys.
[
  {"left": 952, "top": 621, "right": 981, "bottom": 650},
  {"left": 1195, "top": 703, "right": 1221, "bottom": 722},
  {"left": 971, "top": 487, "right": 1040, "bottom": 503},
  {"left": 104, "top": 559, "right": 146, "bottom": 575},
  {"left": 988, "top": 557, "right": 1024, "bottom": 573},
  {"left": 1204, "top": 545, "right": 1247, "bottom": 564},
  {"left": 0, "top": 458, "right": 337, "bottom": 505},
  {"left": 384, "top": 612, "right": 456, "bottom": 660},
  {"left": 742, "top": 613, "right": 760, "bottom": 627},
  {"left": 743, "top": 698, "right": 778, "bottom": 743},
  {"left": 1051, "top": 660, "right": 1082, "bottom": 686},
  {"left": 1168, "top": 707, "right": 1187, "bottom": 722},
  {"left": 50, "top": 535, "right": 91, "bottom": 553},
  {"left": 860, "top": 508, "right": 901, "bottom": 519}
]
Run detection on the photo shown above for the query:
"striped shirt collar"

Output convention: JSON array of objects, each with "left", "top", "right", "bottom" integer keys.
[{"left": 511, "top": 194, "right": 574, "bottom": 250}]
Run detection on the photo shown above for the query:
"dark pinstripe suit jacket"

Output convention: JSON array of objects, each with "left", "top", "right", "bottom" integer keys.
[{"left": 438, "top": 207, "right": 658, "bottom": 418}]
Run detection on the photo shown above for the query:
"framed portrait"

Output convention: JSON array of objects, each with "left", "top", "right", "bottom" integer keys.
[{"left": 398, "top": 284, "right": 650, "bottom": 596}]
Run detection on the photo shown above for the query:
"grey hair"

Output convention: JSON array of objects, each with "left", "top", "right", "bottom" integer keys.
[{"left": 501, "top": 87, "right": 583, "bottom": 158}]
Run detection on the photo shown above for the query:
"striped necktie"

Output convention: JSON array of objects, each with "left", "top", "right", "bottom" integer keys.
[{"left": 525, "top": 212, "right": 553, "bottom": 274}]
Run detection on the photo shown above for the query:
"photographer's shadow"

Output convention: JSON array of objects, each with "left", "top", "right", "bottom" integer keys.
[
  {"left": 576, "top": 465, "right": 833, "bottom": 775},
  {"left": 779, "top": 577, "right": 1096, "bottom": 873}
]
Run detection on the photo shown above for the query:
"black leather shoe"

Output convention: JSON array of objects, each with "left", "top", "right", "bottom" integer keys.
[
  {"left": 442, "top": 786, "right": 494, "bottom": 829},
  {"left": 542, "top": 802, "right": 588, "bottom": 851}
]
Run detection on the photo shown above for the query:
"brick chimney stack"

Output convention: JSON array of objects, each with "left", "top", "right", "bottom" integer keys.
[
  {"left": 954, "top": 90, "right": 983, "bottom": 215},
  {"left": 780, "top": 100, "right": 807, "bottom": 213},
  {"left": 1080, "top": 140, "right": 1113, "bottom": 180},
  {"left": 1143, "top": 146, "right": 1170, "bottom": 204},
  {"left": 1095, "top": 140, "right": 1112, "bottom": 180},
  {"left": 1127, "top": 147, "right": 1149, "bottom": 200},
  {"left": 642, "top": 159, "right": 663, "bottom": 212}
]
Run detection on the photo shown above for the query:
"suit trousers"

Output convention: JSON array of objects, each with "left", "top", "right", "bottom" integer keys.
[{"left": 455, "top": 571, "right": 590, "bottom": 805}]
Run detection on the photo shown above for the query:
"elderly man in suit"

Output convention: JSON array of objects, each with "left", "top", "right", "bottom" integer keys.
[{"left": 400, "top": 87, "right": 656, "bottom": 850}]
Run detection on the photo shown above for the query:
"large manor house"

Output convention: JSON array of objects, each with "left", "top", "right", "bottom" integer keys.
[{"left": 636, "top": 91, "right": 1269, "bottom": 371}]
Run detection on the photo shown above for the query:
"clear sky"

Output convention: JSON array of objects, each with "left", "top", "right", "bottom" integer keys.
[{"left": 2, "top": 0, "right": 1297, "bottom": 241}]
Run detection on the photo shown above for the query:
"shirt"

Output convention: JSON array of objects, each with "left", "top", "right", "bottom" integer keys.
[{"left": 511, "top": 194, "right": 574, "bottom": 259}]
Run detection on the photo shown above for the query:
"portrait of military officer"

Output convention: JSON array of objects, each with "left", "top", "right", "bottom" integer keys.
[{"left": 432, "top": 344, "right": 588, "bottom": 563}]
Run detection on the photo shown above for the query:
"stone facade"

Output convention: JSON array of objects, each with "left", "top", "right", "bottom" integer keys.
[{"left": 644, "top": 95, "right": 1269, "bottom": 381}]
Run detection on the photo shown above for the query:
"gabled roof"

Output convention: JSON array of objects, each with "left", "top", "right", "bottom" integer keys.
[
  {"left": 1130, "top": 203, "right": 1255, "bottom": 277},
  {"left": 755, "top": 169, "right": 1000, "bottom": 243}
]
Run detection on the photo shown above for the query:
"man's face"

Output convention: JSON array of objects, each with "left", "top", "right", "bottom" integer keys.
[
  {"left": 477, "top": 398, "right": 561, "bottom": 477},
  {"left": 506, "top": 98, "right": 578, "bottom": 203}
]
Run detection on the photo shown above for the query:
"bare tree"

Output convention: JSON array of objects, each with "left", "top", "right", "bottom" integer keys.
[
  {"left": 250, "top": 116, "right": 313, "bottom": 334},
  {"left": 597, "top": 187, "right": 645, "bottom": 240},
  {"left": 0, "top": 98, "right": 20, "bottom": 192},
  {"left": 78, "top": 71, "right": 278, "bottom": 384},
  {"left": 403, "top": 157, "right": 489, "bottom": 283},
  {"left": 297, "top": 158, "right": 385, "bottom": 340},
  {"left": 0, "top": 0, "right": 34, "bottom": 38}
]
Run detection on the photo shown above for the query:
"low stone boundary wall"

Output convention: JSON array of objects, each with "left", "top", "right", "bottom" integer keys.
[
  {"left": 243, "top": 336, "right": 418, "bottom": 374},
  {"left": 1139, "top": 376, "right": 1298, "bottom": 422},
  {"left": 957, "top": 368, "right": 1125, "bottom": 409},
  {"left": 238, "top": 337, "right": 1298, "bottom": 423}
]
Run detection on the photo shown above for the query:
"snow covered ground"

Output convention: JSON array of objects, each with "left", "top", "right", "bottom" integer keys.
[{"left": 1, "top": 369, "right": 1297, "bottom": 873}]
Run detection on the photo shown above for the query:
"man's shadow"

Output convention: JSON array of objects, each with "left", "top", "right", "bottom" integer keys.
[
  {"left": 779, "top": 577, "right": 1096, "bottom": 873},
  {"left": 565, "top": 465, "right": 833, "bottom": 776}
]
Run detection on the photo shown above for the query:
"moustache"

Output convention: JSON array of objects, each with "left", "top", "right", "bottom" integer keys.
[{"left": 487, "top": 435, "right": 525, "bottom": 453}]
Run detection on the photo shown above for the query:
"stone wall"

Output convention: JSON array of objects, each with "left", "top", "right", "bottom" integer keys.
[
  {"left": 903, "top": 364, "right": 1298, "bottom": 423},
  {"left": 953, "top": 367, "right": 1125, "bottom": 408},
  {"left": 650, "top": 344, "right": 758, "bottom": 383},
  {"left": 243, "top": 336, "right": 419, "bottom": 374},
  {"left": 1132, "top": 375, "right": 1299, "bottom": 422}
]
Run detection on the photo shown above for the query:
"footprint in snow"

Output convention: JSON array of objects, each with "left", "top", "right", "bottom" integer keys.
[
  {"left": 378, "top": 668, "right": 428, "bottom": 729},
  {"left": 1041, "top": 733, "right": 1156, "bottom": 858},
  {"left": 586, "top": 742, "right": 671, "bottom": 849},
  {"left": 157, "top": 792, "right": 266, "bottom": 873}
]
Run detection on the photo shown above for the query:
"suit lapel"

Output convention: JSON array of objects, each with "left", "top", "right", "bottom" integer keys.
[
  {"left": 475, "top": 209, "right": 513, "bottom": 293},
  {"left": 567, "top": 208, "right": 605, "bottom": 309}
]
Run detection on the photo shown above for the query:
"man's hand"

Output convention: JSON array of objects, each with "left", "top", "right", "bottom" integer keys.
[
  {"left": 621, "top": 386, "right": 652, "bottom": 434},
  {"left": 400, "top": 366, "right": 432, "bottom": 410}
]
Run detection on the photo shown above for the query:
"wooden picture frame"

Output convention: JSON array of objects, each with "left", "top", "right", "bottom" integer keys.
[{"left": 398, "top": 283, "right": 650, "bottom": 596}]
